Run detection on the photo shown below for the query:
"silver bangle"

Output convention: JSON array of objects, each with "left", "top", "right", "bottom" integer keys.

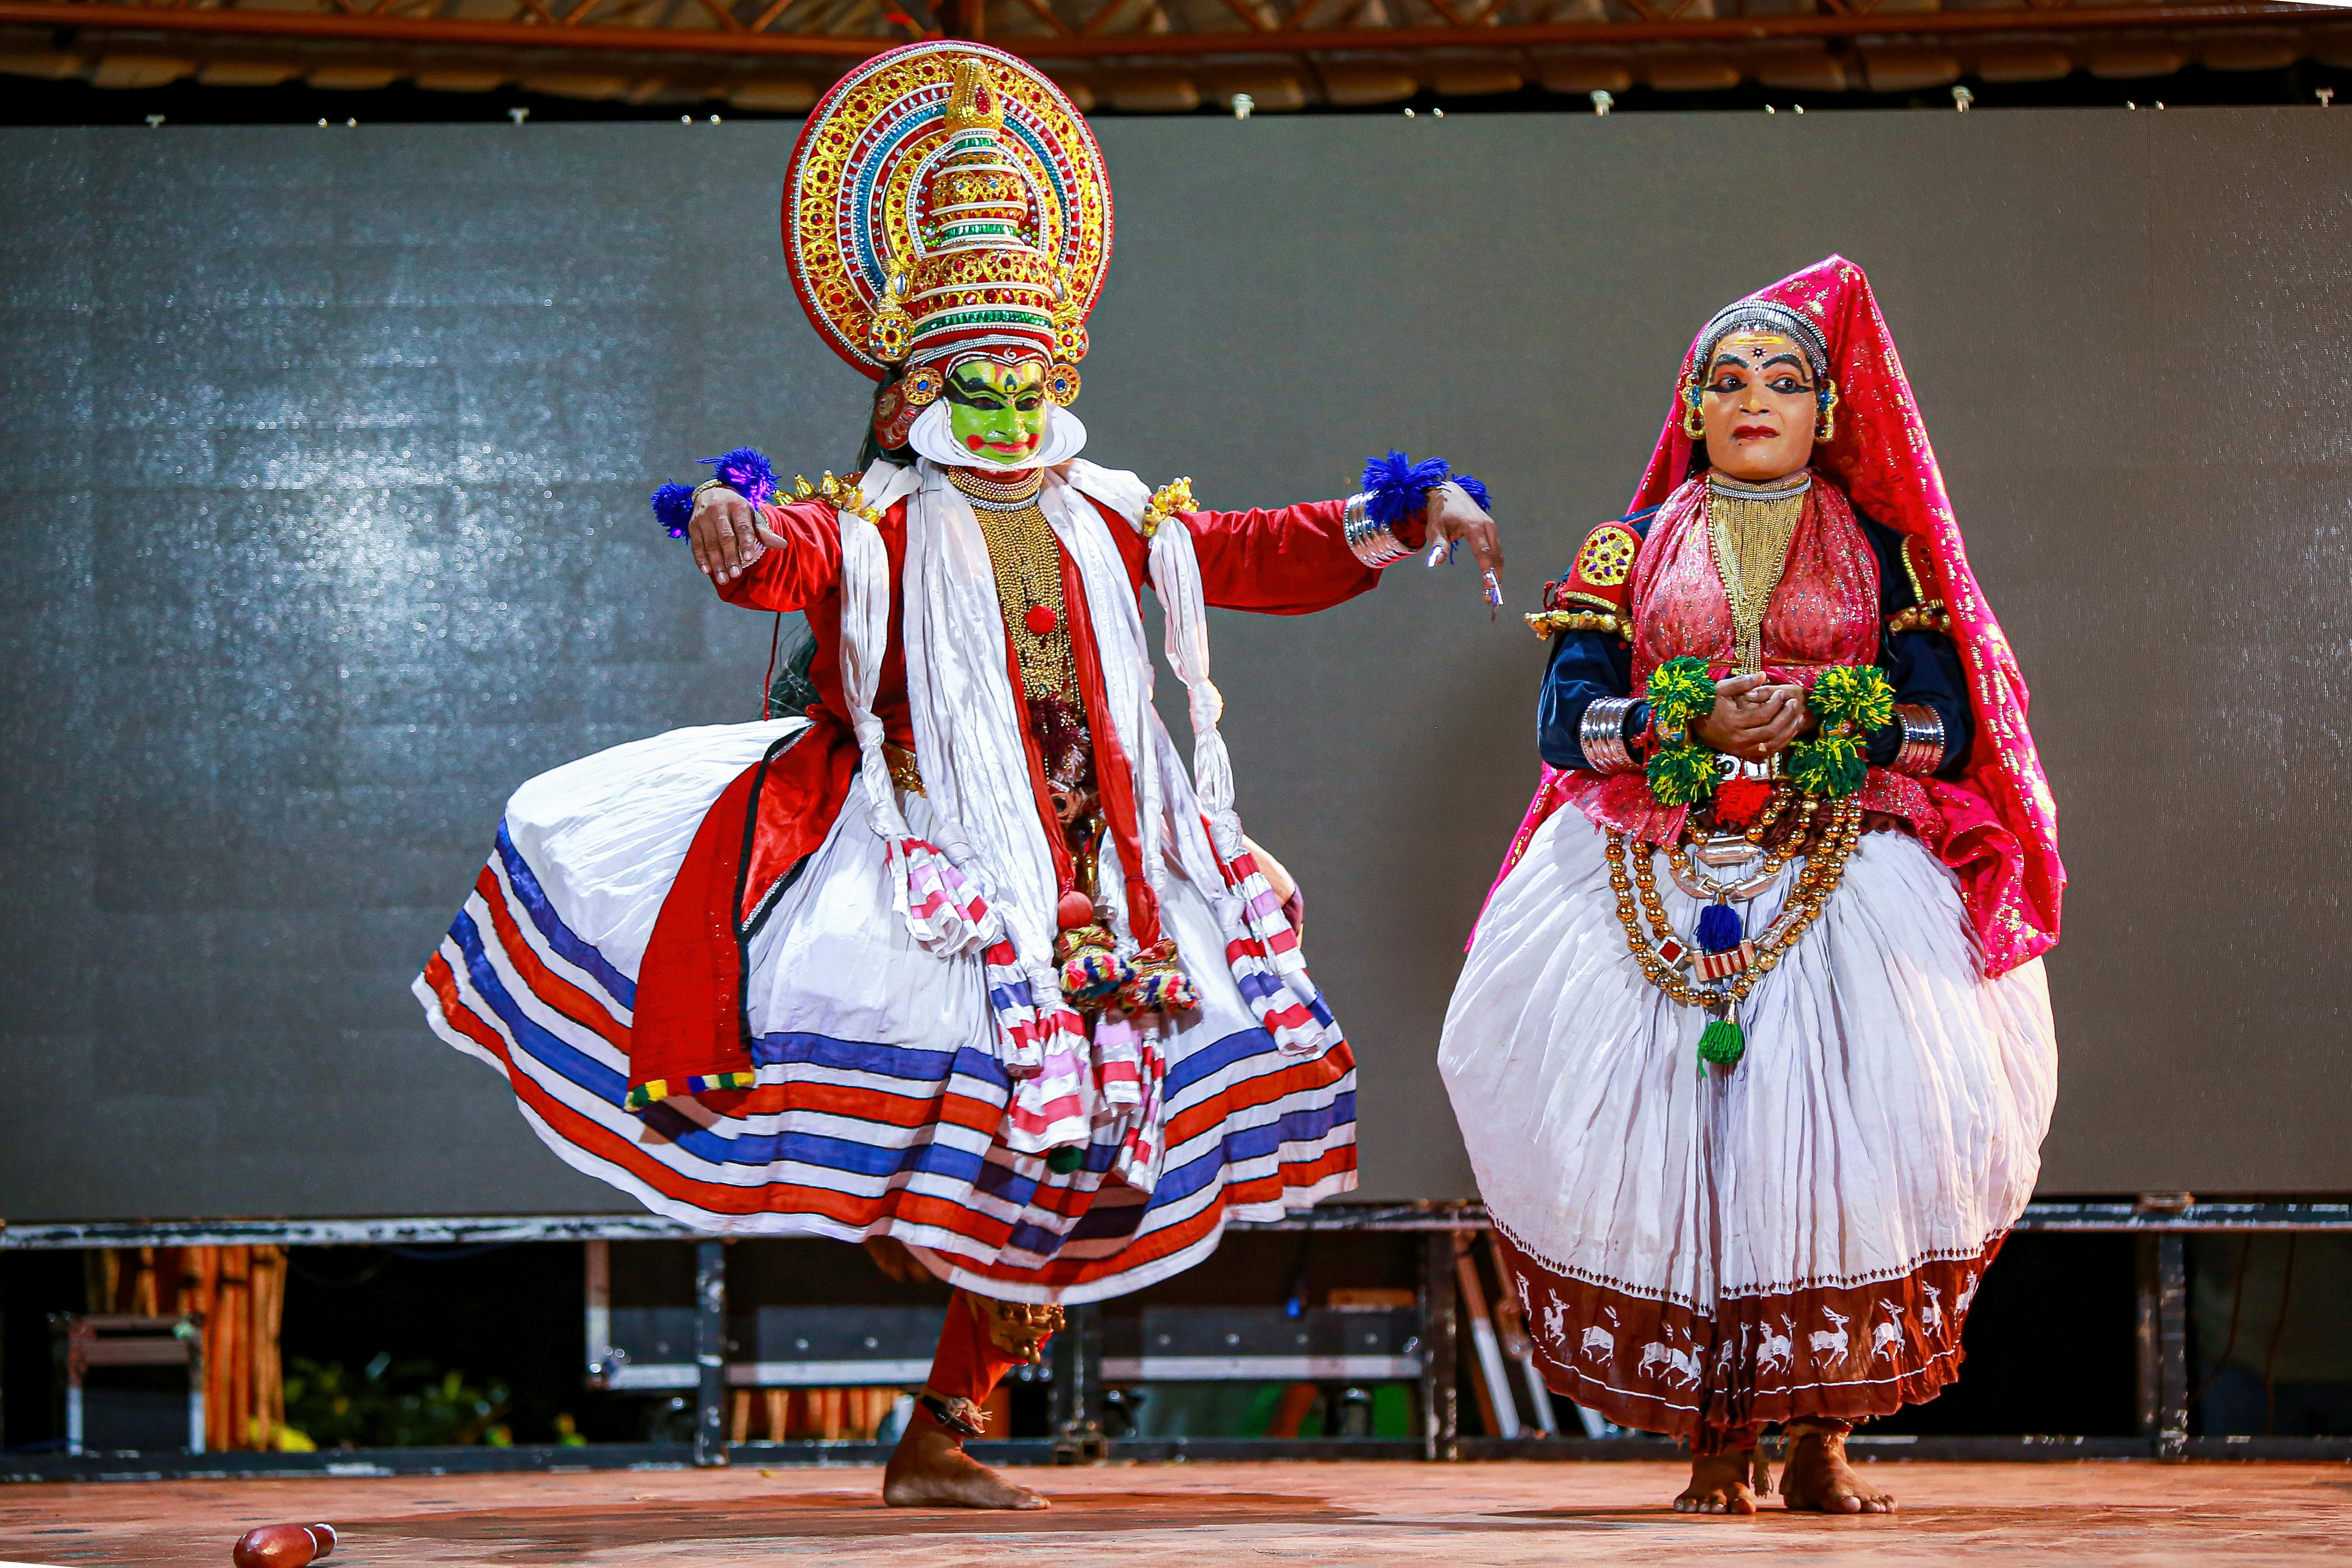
[
  {"left": 1579, "top": 696, "right": 1640, "bottom": 775},
  {"left": 1341, "top": 492, "right": 1415, "bottom": 569},
  {"left": 1893, "top": 703, "right": 1946, "bottom": 776}
]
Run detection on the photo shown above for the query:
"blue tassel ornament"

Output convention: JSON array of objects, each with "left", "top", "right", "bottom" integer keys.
[
  {"left": 1696, "top": 903, "right": 1743, "bottom": 954},
  {"left": 650, "top": 483, "right": 696, "bottom": 540},
  {"left": 1452, "top": 472, "right": 1491, "bottom": 512},
  {"left": 1360, "top": 449, "right": 1455, "bottom": 528},
  {"left": 700, "top": 447, "right": 778, "bottom": 506}
]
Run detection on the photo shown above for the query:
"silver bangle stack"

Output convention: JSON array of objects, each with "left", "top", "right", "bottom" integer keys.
[
  {"left": 1580, "top": 696, "right": 1641, "bottom": 775},
  {"left": 1341, "top": 491, "right": 1415, "bottom": 569},
  {"left": 1893, "top": 703, "right": 1946, "bottom": 776}
]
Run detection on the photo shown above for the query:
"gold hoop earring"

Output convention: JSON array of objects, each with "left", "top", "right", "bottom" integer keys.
[
  {"left": 1815, "top": 379, "right": 1840, "bottom": 444},
  {"left": 1680, "top": 377, "right": 1706, "bottom": 441}
]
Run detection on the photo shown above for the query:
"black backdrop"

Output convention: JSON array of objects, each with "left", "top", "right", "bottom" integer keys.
[{"left": 5, "top": 107, "right": 2350, "bottom": 1220}]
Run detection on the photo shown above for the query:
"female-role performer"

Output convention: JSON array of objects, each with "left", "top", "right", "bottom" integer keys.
[
  {"left": 413, "top": 41, "right": 1498, "bottom": 1509},
  {"left": 1441, "top": 257, "right": 2060, "bottom": 1515}
]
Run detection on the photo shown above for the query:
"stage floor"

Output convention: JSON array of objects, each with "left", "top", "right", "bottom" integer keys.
[{"left": 3, "top": 1460, "right": 2348, "bottom": 1566}]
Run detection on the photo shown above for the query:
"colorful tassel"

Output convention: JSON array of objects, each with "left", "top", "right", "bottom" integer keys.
[
  {"left": 699, "top": 447, "right": 778, "bottom": 506},
  {"left": 1788, "top": 732, "right": 1868, "bottom": 799},
  {"left": 1697, "top": 1017, "right": 1746, "bottom": 1068},
  {"left": 1054, "top": 924, "right": 1128, "bottom": 1007},
  {"left": 651, "top": 482, "right": 695, "bottom": 539},
  {"left": 1119, "top": 938, "right": 1201, "bottom": 1015},
  {"left": 1360, "top": 449, "right": 1455, "bottom": 529},
  {"left": 1696, "top": 903, "right": 1743, "bottom": 953},
  {"left": 1646, "top": 739, "right": 1719, "bottom": 807},
  {"left": 1809, "top": 663, "right": 1896, "bottom": 735},
  {"left": 1644, "top": 657, "right": 1717, "bottom": 735},
  {"left": 1714, "top": 775, "right": 1773, "bottom": 827}
]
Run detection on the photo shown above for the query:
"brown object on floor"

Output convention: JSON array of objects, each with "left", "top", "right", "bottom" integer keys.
[
  {"left": 230, "top": 1523, "right": 319, "bottom": 1568},
  {"left": 18, "top": 1461, "right": 2352, "bottom": 1566}
]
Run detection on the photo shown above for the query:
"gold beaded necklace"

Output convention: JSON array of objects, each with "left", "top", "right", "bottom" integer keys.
[
  {"left": 1706, "top": 472, "right": 1808, "bottom": 677},
  {"left": 1605, "top": 789, "right": 1862, "bottom": 1014},
  {"left": 951, "top": 468, "right": 1073, "bottom": 701}
]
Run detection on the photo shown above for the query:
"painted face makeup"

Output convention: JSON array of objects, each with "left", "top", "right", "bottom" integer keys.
[
  {"left": 1698, "top": 330, "right": 1818, "bottom": 484},
  {"left": 945, "top": 359, "right": 1049, "bottom": 463}
]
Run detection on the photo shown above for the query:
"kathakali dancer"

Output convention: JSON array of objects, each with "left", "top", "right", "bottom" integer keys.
[
  {"left": 413, "top": 40, "right": 1499, "bottom": 1508},
  {"left": 1441, "top": 257, "right": 2061, "bottom": 1513}
]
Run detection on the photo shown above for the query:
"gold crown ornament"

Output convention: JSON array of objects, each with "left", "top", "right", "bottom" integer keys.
[{"left": 784, "top": 43, "right": 1111, "bottom": 413}]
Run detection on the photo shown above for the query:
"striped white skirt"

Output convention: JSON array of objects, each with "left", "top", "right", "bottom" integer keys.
[{"left": 416, "top": 719, "right": 1357, "bottom": 1304}]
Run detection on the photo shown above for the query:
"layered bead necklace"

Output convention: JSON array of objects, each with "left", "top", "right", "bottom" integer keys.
[
  {"left": 949, "top": 466, "right": 1072, "bottom": 702},
  {"left": 1612, "top": 467, "right": 1868, "bottom": 1069}
]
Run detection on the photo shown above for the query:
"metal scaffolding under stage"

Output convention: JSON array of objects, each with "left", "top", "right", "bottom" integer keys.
[{"left": 6, "top": 1201, "right": 2347, "bottom": 1480}]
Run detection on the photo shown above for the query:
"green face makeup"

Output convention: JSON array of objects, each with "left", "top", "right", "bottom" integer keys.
[{"left": 945, "top": 360, "right": 1048, "bottom": 462}]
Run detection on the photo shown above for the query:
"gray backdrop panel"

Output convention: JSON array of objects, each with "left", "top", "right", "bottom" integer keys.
[{"left": 3, "top": 108, "right": 2346, "bottom": 1220}]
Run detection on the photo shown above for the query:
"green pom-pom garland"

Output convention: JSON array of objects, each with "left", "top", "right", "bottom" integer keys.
[
  {"left": 1788, "top": 731, "right": 1868, "bottom": 799},
  {"left": 1647, "top": 740, "right": 1720, "bottom": 807},
  {"left": 1645, "top": 657, "right": 1717, "bottom": 735},
  {"left": 1809, "top": 664, "right": 1896, "bottom": 736}
]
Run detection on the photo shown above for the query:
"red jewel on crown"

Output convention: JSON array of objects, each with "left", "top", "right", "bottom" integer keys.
[{"left": 1024, "top": 604, "right": 1058, "bottom": 636}]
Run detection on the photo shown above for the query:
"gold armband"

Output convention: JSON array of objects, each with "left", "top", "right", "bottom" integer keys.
[
  {"left": 1885, "top": 600, "right": 1951, "bottom": 638},
  {"left": 1141, "top": 477, "right": 1197, "bottom": 540},
  {"left": 793, "top": 469, "right": 882, "bottom": 525},
  {"left": 1525, "top": 609, "right": 1627, "bottom": 641}
]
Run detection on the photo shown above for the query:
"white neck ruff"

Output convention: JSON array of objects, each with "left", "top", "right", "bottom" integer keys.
[{"left": 907, "top": 399, "right": 1088, "bottom": 471}]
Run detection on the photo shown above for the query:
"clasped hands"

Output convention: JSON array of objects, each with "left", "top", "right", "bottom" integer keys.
[{"left": 1691, "top": 671, "right": 1815, "bottom": 763}]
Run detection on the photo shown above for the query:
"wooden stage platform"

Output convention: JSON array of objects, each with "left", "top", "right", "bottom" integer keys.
[{"left": 3, "top": 1460, "right": 2347, "bottom": 1566}]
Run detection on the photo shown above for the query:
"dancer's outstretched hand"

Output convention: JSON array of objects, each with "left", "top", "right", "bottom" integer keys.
[
  {"left": 689, "top": 486, "right": 787, "bottom": 586},
  {"left": 1421, "top": 480, "right": 1504, "bottom": 602}
]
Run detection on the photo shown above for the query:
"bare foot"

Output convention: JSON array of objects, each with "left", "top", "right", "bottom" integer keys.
[
  {"left": 881, "top": 1414, "right": 1048, "bottom": 1510},
  {"left": 1672, "top": 1451, "right": 1758, "bottom": 1515},
  {"left": 1779, "top": 1425, "right": 1894, "bottom": 1515}
]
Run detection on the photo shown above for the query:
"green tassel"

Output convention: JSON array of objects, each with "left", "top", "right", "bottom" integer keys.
[
  {"left": 1644, "top": 656, "right": 1718, "bottom": 734},
  {"left": 1808, "top": 663, "right": 1896, "bottom": 735},
  {"left": 1046, "top": 1145, "right": 1084, "bottom": 1175},
  {"left": 1787, "top": 732, "right": 1868, "bottom": 799},
  {"left": 1697, "top": 1018, "right": 1746, "bottom": 1068},
  {"left": 1647, "top": 738, "right": 1720, "bottom": 807}
]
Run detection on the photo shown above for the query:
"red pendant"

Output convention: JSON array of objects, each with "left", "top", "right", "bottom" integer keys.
[{"left": 1023, "top": 604, "right": 1058, "bottom": 636}]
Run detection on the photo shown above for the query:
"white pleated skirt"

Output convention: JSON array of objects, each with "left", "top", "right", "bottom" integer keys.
[{"left": 1439, "top": 808, "right": 2055, "bottom": 1439}]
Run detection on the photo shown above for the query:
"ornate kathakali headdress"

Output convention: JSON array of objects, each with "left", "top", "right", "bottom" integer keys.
[{"left": 782, "top": 41, "right": 1112, "bottom": 453}]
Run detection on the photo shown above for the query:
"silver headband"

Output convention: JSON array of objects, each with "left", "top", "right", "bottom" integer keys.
[{"left": 1694, "top": 299, "right": 1831, "bottom": 381}]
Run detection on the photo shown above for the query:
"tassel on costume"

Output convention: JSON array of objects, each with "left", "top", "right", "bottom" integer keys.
[
  {"left": 1055, "top": 923, "right": 1129, "bottom": 1007},
  {"left": 1118, "top": 938, "right": 1200, "bottom": 1015},
  {"left": 651, "top": 482, "right": 695, "bottom": 539},
  {"left": 1696, "top": 903, "right": 1743, "bottom": 953},
  {"left": 1697, "top": 1017, "right": 1746, "bottom": 1068}
]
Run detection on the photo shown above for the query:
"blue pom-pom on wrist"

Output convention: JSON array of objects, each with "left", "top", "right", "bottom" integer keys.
[
  {"left": 651, "top": 446, "right": 776, "bottom": 539},
  {"left": 651, "top": 483, "right": 695, "bottom": 540},
  {"left": 1361, "top": 449, "right": 1454, "bottom": 529},
  {"left": 701, "top": 447, "right": 777, "bottom": 507},
  {"left": 1361, "top": 451, "right": 1492, "bottom": 527}
]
